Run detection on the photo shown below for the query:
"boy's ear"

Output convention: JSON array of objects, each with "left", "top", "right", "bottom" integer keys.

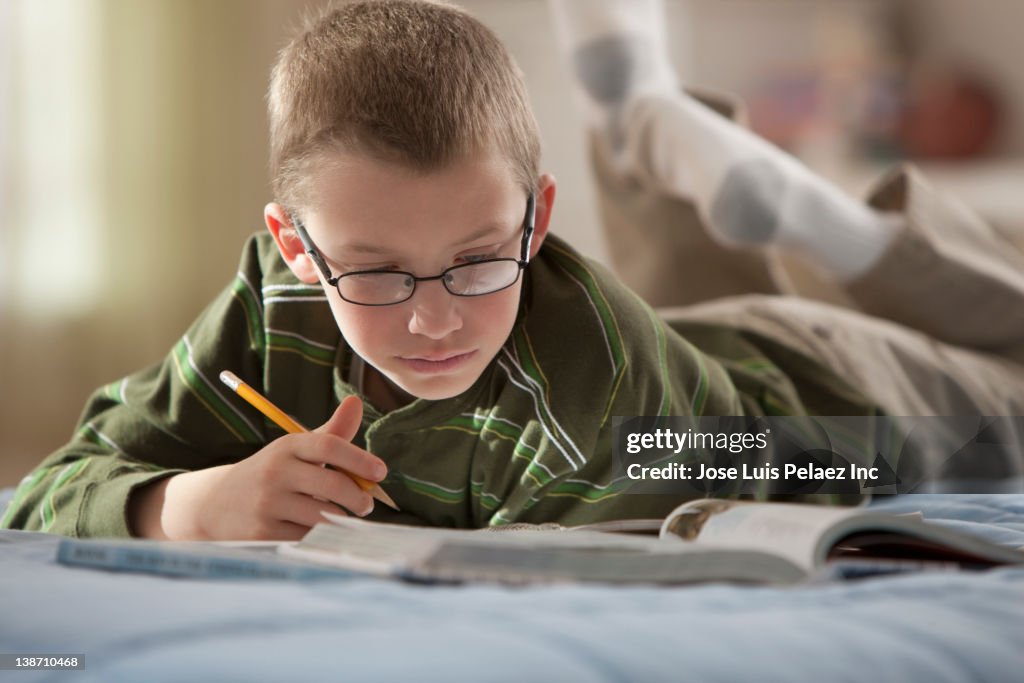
[
  {"left": 528, "top": 173, "right": 557, "bottom": 260},
  {"left": 264, "top": 202, "right": 320, "bottom": 284}
]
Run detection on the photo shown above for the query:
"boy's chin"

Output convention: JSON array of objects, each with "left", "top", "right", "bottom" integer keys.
[{"left": 395, "top": 372, "right": 481, "bottom": 402}]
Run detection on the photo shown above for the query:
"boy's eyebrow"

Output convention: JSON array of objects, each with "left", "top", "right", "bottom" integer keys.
[
  {"left": 451, "top": 223, "right": 506, "bottom": 247},
  {"left": 340, "top": 223, "right": 507, "bottom": 256}
]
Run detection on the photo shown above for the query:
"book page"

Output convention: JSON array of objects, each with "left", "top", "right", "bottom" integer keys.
[
  {"left": 675, "top": 503, "right": 866, "bottom": 571},
  {"left": 664, "top": 502, "right": 1024, "bottom": 572}
]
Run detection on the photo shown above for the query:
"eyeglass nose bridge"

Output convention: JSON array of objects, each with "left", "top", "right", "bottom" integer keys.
[
  {"left": 402, "top": 269, "right": 457, "bottom": 297},
  {"left": 375, "top": 269, "right": 458, "bottom": 305}
]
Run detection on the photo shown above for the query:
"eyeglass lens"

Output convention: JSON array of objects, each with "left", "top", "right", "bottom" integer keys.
[{"left": 337, "top": 260, "right": 521, "bottom": 305}]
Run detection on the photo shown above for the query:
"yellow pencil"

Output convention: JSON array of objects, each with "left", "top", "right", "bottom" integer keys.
[{"left": 219, "top": 370, "right": 399, "bottom": 511}]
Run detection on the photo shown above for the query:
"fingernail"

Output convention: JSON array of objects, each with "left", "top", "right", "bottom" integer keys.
[{"left": 374, "top": 462, "right": 387, "bottom": 480}]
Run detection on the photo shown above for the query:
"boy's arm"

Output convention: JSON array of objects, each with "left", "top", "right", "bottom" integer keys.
[
  {"left": 127, "top": 476, "right": 173, "bottom": 539},
  {"left": 1, "top": 238, "right": 270, "bottom": 537},
  {"left": 0, "top": 364, "right": 258, "bottom": 537},
  {"left": 127, "top": 465, "right": 232, "bottom": 539}
]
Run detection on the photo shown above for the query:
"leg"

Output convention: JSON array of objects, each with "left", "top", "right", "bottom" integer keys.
[
  {"left": 551, "top": 0, "right": 781, "bottom": 305},
  {"left": 590, "top": 92, "right": 786, "bottom": 307},
  {"left": 614, "top": 91, "right": 903, "bottom": 281},
  {"left": 551, "top": 0, "right": 897, "bottom": 303},
  {"left": 663, "top": 295, "right": 1024, "bottom": 417},
  {"left": 666, "top": 299, "right": 1024, "bottom": 496},
  {"left": 600, "top": 89, "right": 1024, "bottom": 363},
  {"left": 845, "top": 165, "right": 1024, "bottom": 363},
  {"left": 554, "top": 0, "right": 1024, "bottom": 365}
]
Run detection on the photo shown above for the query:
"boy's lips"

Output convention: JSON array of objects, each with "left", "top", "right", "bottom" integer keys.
[{"left": 397, "top": 350, "right": 477, "bottom": 374}]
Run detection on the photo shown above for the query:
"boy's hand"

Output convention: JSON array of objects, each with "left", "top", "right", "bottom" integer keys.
[{"left": 133, "top": 396, "right": 387, "bottom": 541}]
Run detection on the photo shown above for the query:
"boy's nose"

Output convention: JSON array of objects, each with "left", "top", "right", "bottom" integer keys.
[{"left": 407, "top": 280, "right": 463, "bottom": 339}]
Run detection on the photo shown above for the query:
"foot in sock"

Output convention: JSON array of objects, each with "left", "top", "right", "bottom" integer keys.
[
  {"left": 706, "top": 156, "right": 903, "bottom": 281},
  {"left": 550, "top": 0, "right": 676, "bottom": 147}
]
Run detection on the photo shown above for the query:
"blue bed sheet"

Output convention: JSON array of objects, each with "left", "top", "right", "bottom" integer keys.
[{"left": 2, "top": 494, "right": 1023, "bottom": 683}]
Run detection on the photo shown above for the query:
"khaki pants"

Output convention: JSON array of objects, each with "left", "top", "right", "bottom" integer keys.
[{"left": 590, "top": 120, "right": 1024, "bottom": 416}]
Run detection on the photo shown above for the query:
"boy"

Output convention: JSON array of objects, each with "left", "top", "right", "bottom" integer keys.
[{"left": 3, "top": 0, "right": 1021, "bottom": 540}]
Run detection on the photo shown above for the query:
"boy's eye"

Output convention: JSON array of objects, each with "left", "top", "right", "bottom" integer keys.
[{"left": 460, "top": 252, "right": 498, "bottom": 264}]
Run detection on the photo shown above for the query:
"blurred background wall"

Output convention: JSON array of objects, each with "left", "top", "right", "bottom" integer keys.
[{"left": 3, "top": 0, "right": 1024, "bottom": 487}]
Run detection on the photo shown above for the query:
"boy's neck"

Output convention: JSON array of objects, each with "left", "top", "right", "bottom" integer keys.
[{"left": 364, "top": 364, "right": 417, "bottom": 413}]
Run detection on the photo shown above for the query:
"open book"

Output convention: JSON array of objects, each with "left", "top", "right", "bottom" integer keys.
[{"left": 278, "top": 501, "right": 1024, "bottom": 586}]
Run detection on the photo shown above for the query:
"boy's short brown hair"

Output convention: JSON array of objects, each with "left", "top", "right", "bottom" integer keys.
[{"left": 268, "top": 0, "right": 542, "bottom": 210}]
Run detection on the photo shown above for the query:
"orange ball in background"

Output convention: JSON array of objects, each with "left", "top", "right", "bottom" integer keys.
[{"left": 899, "top": 70, "right": 1003, "bottom": 160}]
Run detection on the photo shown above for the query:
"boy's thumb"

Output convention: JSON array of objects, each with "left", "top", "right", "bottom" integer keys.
[{"left": 317, "top": 395, "right": 364, "bottom": 442}]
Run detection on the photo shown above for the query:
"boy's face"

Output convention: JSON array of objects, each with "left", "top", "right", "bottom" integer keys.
[{"left": 267, "top": 151, "right": 554, "bottom": 405}]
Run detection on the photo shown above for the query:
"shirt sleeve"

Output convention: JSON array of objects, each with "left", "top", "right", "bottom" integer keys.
[{"left": 0, "top": 237, "right": 270, "bottom": 537}]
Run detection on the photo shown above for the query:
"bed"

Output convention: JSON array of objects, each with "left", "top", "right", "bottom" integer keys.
[{"left": 2, "top": 492, "right": 1023, "bottom": 682}]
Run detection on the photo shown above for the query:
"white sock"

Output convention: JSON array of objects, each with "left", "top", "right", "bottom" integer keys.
[
  {"left": 623, "top": 91, "right": 902, "bottom": 281},
  {"left": 549, "top": 0, "right": 677, "bottom": 150}
]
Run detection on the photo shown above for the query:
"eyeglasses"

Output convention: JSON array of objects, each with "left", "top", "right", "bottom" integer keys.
[{"left": 293, "top": 193, "right": 536, "bottom": 306}]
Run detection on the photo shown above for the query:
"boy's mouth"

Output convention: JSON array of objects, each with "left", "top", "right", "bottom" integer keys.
[{"left": 398, "top": 350, "right": 477, "bottom": 374}]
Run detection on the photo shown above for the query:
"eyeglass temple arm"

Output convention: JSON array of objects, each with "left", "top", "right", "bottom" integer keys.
[
  {"left": 291, "top": 218, "right": 337, "bottom": 283},
  {"left": 522, "top": 191, "right": 536, "bottom": 264}
]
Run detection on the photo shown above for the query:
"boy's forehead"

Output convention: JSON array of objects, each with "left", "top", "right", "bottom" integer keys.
[
  {"left": 321, "top": 222, "right": 515, "bottom": 265},
  {"left": 309, "top": 149, "right": 521, "bottom": 201},
  {"left": 303, "top": 151, "right": 525, "bottom": 248}
]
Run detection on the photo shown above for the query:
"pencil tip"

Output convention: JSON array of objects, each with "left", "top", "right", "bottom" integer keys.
[{"left": 376, "top": 487, "right": 400, "bottom": 511}]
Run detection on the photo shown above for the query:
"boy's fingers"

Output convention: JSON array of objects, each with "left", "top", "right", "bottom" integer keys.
[
  {"left": 280, "top": 492, "right": 356, "bottom": 529},
  {"left": 317, "top": 395, "right": 364, "bottom": 442},
  {"left": 290, "top": 432, "right": 387, "bottom": 483},
  {"left": 290, "top": 463, "right": 374, "bottom": 517}
]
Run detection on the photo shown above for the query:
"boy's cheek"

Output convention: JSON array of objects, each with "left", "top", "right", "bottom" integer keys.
[
  {"left": 475, "top": 283, "right": 523, "bottom": 339},
  {"left": 321, "top": 299, "right": 380, "bottom": 350}
]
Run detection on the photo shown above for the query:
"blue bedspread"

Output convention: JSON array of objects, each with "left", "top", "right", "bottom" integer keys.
[{"left": 2, "top": 494, "right": 1023, "bottom": 683}]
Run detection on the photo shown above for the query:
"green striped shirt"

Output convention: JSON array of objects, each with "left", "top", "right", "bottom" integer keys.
[{"left": 2, "top": 233, "right": 876, "bottom": 536}]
